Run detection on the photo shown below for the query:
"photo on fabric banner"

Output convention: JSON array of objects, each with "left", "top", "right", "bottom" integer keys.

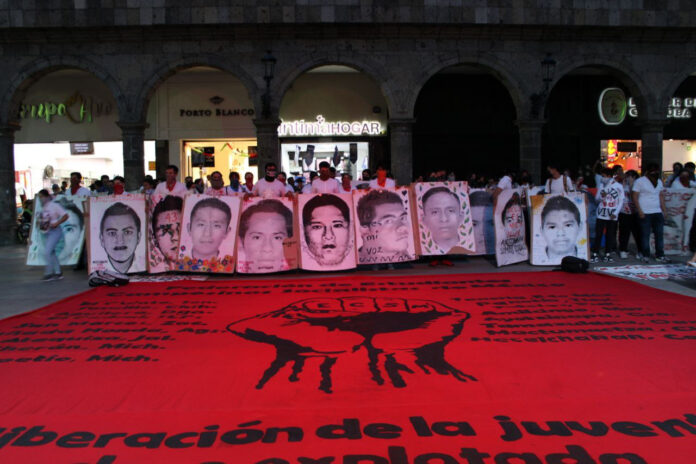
[
  {"left": 353, "top": 187, "right": 416, "bottom": 265},
  {"left": 298, "top": 192, "right": 357, "bottom": 271},
  {"left": 236, "top": 197, "right": 298, "bottom": 273},
  {"left": 147, "top": 193, "right": 185, "bottom": 274},
  {"left": 87, "top": 194, "right": 147, "bottom": 274},
  {"left": 683, "top": 192, "right": 696, "bottom": 254},
  {"left": 413, "top": 181, "right": 475, "bottom": 255},
  {"left": 26, "top": 194, "right": 86, "bottom": 267},
  {"left": 176, "top": 194, "right": 241, "bottom": 273},
  {"left": 494, "top": 188, "right": 528, "bottom": 267},
  {"left": 468, "top": 188, "right": 496, "bottom": 255},
  {"left": 660, "top": 188, "right": 695, "bottom": 255},
  {"left": 530, "top": 192, "right": 589, "bottom": 266}
]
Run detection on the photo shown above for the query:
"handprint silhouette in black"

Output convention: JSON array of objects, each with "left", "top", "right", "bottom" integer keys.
[{"left": 226, "top": 297, "right": 476, "bottom": 393}]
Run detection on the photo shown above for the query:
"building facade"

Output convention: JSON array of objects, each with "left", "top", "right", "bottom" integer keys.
[{"left": 1, "top": 2, "right": 695, "bottom": 243}]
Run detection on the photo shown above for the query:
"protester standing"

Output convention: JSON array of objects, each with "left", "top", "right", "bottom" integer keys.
[
  {"left": 591, "top": 168, "right": 624, "bottom": 263},
  {"left": 617, "top": 170, "right": 641, "bottom": 259},
  {"left": 37, "top": 189, "right": 69, "bottom": 281},
  {"left": 632, "top": 163, "right": 670, "bottom": 263},
  {"left": 154, "top": 165, "right": 188, "bottom": 196}
]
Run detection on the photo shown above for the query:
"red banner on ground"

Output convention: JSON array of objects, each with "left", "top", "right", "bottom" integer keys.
[{"left": 0, "top": 272, "right": 694, "bottom": 463}]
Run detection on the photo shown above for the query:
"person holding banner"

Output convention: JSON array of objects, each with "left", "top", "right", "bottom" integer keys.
[
  {"left": 544, "top": 165, "right": 574, "bottom": 194},
  {"left": 369, "top": 165, "right": 395, "bottom": 190},
  {"left": 251, "top": 163, "right": 289, "bottom": 199},
  {"left": 311, "top": 161, "right": 340, "bottom": 194},
  {"left": 154, "top": 165, "right": 187, "bottom": 196},
  {"left": 591, "top": 168, "right": 624, "bottom": 263},
  {"left": 204, "top": 171, "right": 228, "bottom": 196}
]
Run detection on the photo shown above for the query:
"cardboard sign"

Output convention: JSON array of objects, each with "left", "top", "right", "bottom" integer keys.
[
  {"left": 147, "top": 193, "right": 185, "bottom": 274},
  {"left": 353, "top": 187, "right": 416, "bottom": 265},
  {"left": 494, "top": 188, "right": 528, "bottom": 267},
  {"left": 530, "top": 192, "right": 590, "bottom": 265},
  {"left": 87, "top": 194, "right": 147, "bottom": 274},
  {"left": 413, "top": 181, "right": 475, "bottom": 255},
  {"left": 469, "top": 188, "right": 496, "bottom": 255},
  {"left": 26, "top": 194, "right": 86, "bottom": 267},
  {"left": 175, "top": 194, "right": 241, "bottom": 273},
  {"left": 237, "top": 197, "right": 298, "bottom": 273},
  {"left": 298, "top": 193, "right": 357, "bottom": 271}
]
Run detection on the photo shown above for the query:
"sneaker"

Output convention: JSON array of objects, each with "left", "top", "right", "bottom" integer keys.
[
  {"left": 605, "top": 252, "right": 615, "bottom": 263},
  {"left": 640, "top": 256, "right": 650, "bottom": 263},
  {"left": 590, "top": 253, "right": 600, "bottom": 263},
  {"left": 636, "top": 252, "right": 644, "bottom": 260},
  {"left": 41, "top": 274, "right": 54, "bottom": 282},
  {"left": 655, "top": 256, "right": 671, "bottom": 264},
  {"left": 52, "top": 273, "right": 64, "bottom": 281},
  {"left": 619, "top": 251, "right": 628, "bottom": 259}
]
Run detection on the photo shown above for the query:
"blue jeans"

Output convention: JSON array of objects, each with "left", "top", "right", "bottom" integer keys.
[
  {"left": 43, "top": 227, "right": 63, "bottom": 276},
  {"left": 639, "top": 213, "right": 664, "bottom": 258}
]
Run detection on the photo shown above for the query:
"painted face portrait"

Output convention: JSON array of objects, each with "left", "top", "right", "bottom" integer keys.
[
  {"left": 58, "top": 208, "right": 83, "bottom": 262},
  {"left": 188, "top": 205, "right": 231, "bottom": 260},
  {"left": 305, "top": 205, "right": 350, "bottom": 266},
  {"left": 542, "top": 210, "right": 580, "bottom": 258},
  {"left": 422, "top": 191, "right": 463, "bottom": 250},
  {"left": 503, "top": 204, "right": 524, "bottom": 242},
  {"left": 471, "top": 204, "right": 494, "bottom": 254},
  {"left": 155, "top": 210, "right": 182, "bottom": 263},
  {"left": 363, "top": 202, "right": 410, "bottom": 254},
  {"left": 100, "top": 214, "right": 141, "bottom": 271},
  {"left": 242, "top": 211, "right": 288, "bottom": 272}
]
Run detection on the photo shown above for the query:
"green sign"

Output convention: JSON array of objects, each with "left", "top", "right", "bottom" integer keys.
[{"left": 19, "top": 92, "right": 113, "bottom": 124}]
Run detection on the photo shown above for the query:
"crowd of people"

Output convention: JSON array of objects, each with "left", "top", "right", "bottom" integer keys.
[{"left": 27, "top": 158, "right": 696, "bottom": 281}]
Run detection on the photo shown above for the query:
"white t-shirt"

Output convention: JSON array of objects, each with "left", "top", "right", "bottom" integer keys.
[
  {"left": 283, "top": 183, "right": 295, "bottom": 194},
  {"left": 225, "top": 185, "right": 243, "bottom": 195},
  {"left": 252, "top": 178, "right": 286, "bottom": 198},
  {"left": 595, "top": 180, "right": 624, "bottom": 220},
  {"left": 545, "top": 176, "right": 574, "bottom": 194},
  {"left": 302, "top": 183, "right": 313, "bottom": 194},
  {"left": 154, "top": 181, "right": 188, "bottom": 197},
  {"left": 65, "top": 186, "right": 91, "bottom": 198},
  {"left": 311, "top": 177, "right": 340, "bottom": 194},
  {"left": 633, "top": 176, "right": 663, "bottom": 214},
  {"left": 40, "top": 201, "right": 67, "bottom": 232},
  {"left": 670, "top": 180, "right": 696, "bottom": 190},
  {"left": 497, "top": 175, "right": 513, "bottom": 190},
  {"left": 369, "top": 178, "right": 396, "bottom": 189},
  {"left": 204, "top": 187, "right": 228, "bottom": 196}
]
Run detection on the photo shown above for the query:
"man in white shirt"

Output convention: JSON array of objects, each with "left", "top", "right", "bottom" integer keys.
[
  {"left": 493, "top": 170, "right": 515, "bottom": 206},
  {"left": 251, "top": 162, "right": 288, "bottom": 199},
  {"left": 225, "top": 172, "right": 244, "bottom": 195},
  {"left": 64, "top": 172, "right": 91, "bottom": 198},
  {"left": 340, "top": 173, "right": 355, "bottom": 193},
  {"left": 632, "top": 163, "right": 669, "bottom": 263},
  {"left": 544, "top": 165, "right": 574, "bottom": 194},
  {"left": 369, "top": 165, "right": 396, "bottom": 190},
  {"left": 204, "top": 171, "right": 228, "bottom": 196},
  {"left": 311, "top": 161, "right": 340, "bottom": 194},
  {"left": 154, "top": 165, "right": 188, "bottom": 197}
]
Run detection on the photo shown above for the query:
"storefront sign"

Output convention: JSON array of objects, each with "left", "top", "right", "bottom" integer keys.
[
  {"left": 19, "top": 92, "right": 112, "bottom": 124},
  {"left": 178, "top": 108, "right": 254, "bottom": 117},
  {"left": 599, "top": 87, "right": 694, "bottom": 125},
  {"left": 278, "top": 115, "right": 384, "bottom": 137},
  {"left": 70, "top": 142, "right": 94, "bottom": 155}
]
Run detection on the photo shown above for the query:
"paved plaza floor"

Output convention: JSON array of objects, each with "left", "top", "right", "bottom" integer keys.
[{"left": 1, "top": 243, "right": 694, "bottom": 320}]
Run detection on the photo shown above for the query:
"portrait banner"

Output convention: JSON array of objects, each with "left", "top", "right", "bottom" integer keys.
[
  {"left": 298, "top": 192, "right": 357, "bottom": 271},
  {"left": 175, "top": 194, "right": 241, "bottom": 273},
  {"left": 353, "top": 187, "right": 416, "bottom": 265},
  {"left": 87, "top": 194, "right": 147, "bottom": 274},
  {"left": 469, "top": 188, "right": 496, "bottom": 255},
  {"left": 530, "top": 192, "right": 590, "bottom": 266},
  {"left": 683, "top": 192, "right": 696, "bottom": 253},
  {"left": 413, "top": 181, "right": 475, "bottom": 255},
  {"left": 660, "top": 188, "right": 695, "bottom": 255},
  {"left": 147, "top": 193, "right": 186, "bottom": 274},
  {"left": 26, "top": 194, "right": 86, "bottom": 267},
  {"left": 237, "top": 196, "right": 298, "bottom": 273},
  {"left": 494, "top": 188, "right": 528, "bottom": 267}
]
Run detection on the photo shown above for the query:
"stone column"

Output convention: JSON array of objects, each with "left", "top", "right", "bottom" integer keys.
[
  {"left": 253, "top": 118, "right": 281, "bottom": 171},
  {"left": 0, "top": 124, "right": 19, "bottom": 246},
  {"left": 388, "top": 118, "right": 415, "bottom": 185},
  {"left": 516, "top": 119, "right": 546, "bottom": 184},
  {"left": 118, "top": 121, "right": 148, "bottom": 192},
  {"left": 640, "top": 119, "right": 668, "bottom": 173}
]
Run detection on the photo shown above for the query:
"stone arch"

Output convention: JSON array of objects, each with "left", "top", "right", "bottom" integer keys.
[
  {"left": 1, "top": 55, "right": 126, "bottom": 126},
  {"left": 546, "top": 57, "right": 655, "bottom": 120},
  {"left": 274, "top": 55, "right": 394, "bottom": 118},
  {"left": 408, "top": 54, "right": 526, "bottom": 120},
  {"left": 132, "top": 55, "right": 261, "bottom": 123}
]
